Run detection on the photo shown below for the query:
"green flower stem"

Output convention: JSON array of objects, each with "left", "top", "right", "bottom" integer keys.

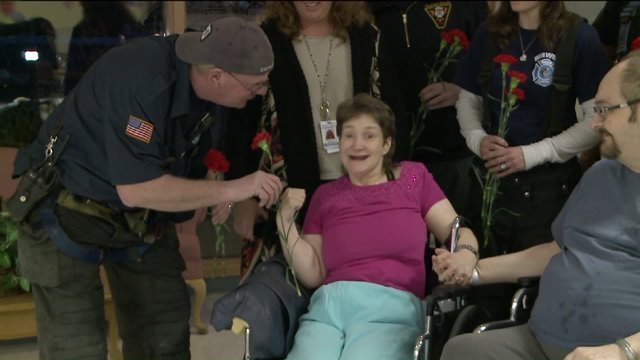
[
  {"left": 212, "top": 223, "right": 230, "bottom": 278},
  {"left": 412, "top": 41, "right": 463, "bottom": 157},
  {"left": 480, "top": 65, "right": 517, "bottom": 247},
  {"left": 277, "top": 207, "right": 302, "bottom": 297}
]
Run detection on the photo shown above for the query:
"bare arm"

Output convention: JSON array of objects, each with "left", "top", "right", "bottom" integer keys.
[
  {"left": 475, "top": 241, "right": 560, "bottom": 285},
  {"left": 427, "top": 199, "right": 479, "bottom": 284},
  {"left": 116, "top": 170, "right": 282, "bottom": 211},
  {"left": 276, "top": 188, "right": 326, "bottom": 289}
]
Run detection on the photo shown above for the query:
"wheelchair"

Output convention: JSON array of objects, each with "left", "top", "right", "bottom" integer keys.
[
  {"left": 413, "top": 276, "right": 540, "bottom": 360},
  {"left": 211, "top": 216, "right": 540, "bottom": 360}
]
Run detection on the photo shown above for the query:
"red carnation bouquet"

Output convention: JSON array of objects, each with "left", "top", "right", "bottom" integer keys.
[
  {"left": 479, "top": 54, "right": 527, "bottom": 247},
  {"left": 411, "top": 28, "right": 471, "bottom": 156}
]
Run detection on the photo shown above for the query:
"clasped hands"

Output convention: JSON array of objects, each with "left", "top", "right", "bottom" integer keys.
[
  {"left": 479, "top": 135, "right": 525, "bottom": 178},
  {"left": 432, "top": 247, "right": 478, "bottom": 287}
]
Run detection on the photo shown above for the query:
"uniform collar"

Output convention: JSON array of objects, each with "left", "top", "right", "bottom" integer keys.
[{"left": 170, "top": 57, "right": 192, "bottom": 119}]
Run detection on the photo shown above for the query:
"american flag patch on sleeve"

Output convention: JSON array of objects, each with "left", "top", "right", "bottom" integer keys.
[{"left": 126, "top": 116, "right": 154, "bottom": 143}]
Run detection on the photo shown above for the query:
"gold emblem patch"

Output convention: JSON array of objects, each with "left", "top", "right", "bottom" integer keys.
[{"left": 424, "top": 2, "right": 452, "bottom": 30}]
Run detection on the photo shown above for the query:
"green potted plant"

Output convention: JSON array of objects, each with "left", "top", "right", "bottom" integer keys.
[{"left": 0, "top": 212, "right": 29, "bottom": 295}]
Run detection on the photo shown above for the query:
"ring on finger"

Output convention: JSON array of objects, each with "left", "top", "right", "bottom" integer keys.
[{"left": 500, "top": 163, "right": 507, "bottom": 170}]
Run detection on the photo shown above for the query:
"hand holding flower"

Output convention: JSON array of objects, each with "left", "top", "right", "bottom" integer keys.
[
  {"left": 479, "top": 135, "right": 509, "bottom": 160},
  {"left": 484, "top": 146, "right": 526, "bottom": 177},
  {"left": 210, "top": 202, "right": 233, "bottom": 225},
  {"left": 277, "top": 188, "right": 306, "bottom": 225},
  {"left": 419, "top": 82, "right": 461, "bottom": 110}
]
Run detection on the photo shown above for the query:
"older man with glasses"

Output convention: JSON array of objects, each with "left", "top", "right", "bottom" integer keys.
[
  {"left": 435, "top": 50, "right": 640, "bottom": 360},
  {"left": 11, "top": 17, "right": 283, "bottom": 360}
]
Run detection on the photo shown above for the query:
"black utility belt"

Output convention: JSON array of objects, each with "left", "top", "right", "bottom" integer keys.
[{"left": 56, "top": 189, "right": 151, "bottom": 239}]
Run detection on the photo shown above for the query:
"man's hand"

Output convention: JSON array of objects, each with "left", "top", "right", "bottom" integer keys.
[
  {"left": 238, "top": 170, "right": 283, "bottom": 208},
  {"left": 563, "top": 343, "right": 626, "bottom": 360},
  {"left": 419, "top": 82, "right": 461, "bottom": 110},
  {"left": 232, "top": 198, "right": 268, "bottom": 240}
]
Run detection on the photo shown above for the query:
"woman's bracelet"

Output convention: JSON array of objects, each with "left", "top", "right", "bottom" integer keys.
[
  {"left": 455, "top": 243, "right": 479, "bottom": 262},
  {"left": 471, "top": 267, "right": 480, "bottom": 286}
]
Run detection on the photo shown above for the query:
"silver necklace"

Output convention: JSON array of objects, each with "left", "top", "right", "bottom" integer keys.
[
  {"left": 518, "top": 29, "right": 537, "bottom": 62},
  {"left": 302, "top": 34, "right": 334, "bottom": 120}
]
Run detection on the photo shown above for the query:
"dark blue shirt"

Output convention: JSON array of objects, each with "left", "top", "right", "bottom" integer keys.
[
  {"left": 16, "top": 35, "right": 223, "bottom": 210},
  {"left": 454, "top": 21, "right": 608, "bottom": 146}
]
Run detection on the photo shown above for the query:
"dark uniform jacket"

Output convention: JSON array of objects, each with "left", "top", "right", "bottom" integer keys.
[
  {"left": 226, "top": 20, "right": 408, "bottom": 208},
  {"left": 15, "top": 35, "right": 221, "bottom": 217},
  {"left": 373, "top": 1, "right": 487, "bottom": 163}
]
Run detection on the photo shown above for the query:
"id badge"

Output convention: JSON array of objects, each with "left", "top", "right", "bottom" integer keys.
[{"left": 320, "top": 120, "right": 339, "bottom": 154}]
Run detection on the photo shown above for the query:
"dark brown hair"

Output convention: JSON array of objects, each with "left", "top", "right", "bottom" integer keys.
[
  {"left": 487, "top": 1, "right": 579, "bottom": 50},
  {"left": 261, "top": 1, "right": 372, "bottom": 41},
  {"left": 336, "top": 93, "right": 396, "bottom": 173}
]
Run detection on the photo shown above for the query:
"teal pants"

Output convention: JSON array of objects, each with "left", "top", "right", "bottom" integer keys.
[{"left": 286, "top": 281, "right": 424, "bottom": 360}]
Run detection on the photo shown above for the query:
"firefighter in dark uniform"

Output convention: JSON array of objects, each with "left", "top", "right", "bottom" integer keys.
[{"left": 12, "top": 17, "right": 283, "bottom": 360}]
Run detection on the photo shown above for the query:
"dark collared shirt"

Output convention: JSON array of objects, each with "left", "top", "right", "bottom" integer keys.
[{"left": 16, "top": 35, "right": 221, "bottom": 209}]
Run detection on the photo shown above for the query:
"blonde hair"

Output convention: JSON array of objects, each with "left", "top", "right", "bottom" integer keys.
[{"left": 261, "top": 2, "right": 372, "bottom": 41}]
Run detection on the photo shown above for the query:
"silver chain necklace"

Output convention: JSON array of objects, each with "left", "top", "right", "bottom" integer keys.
[
  {"left": 518, "top": 29, "right": 537, "bottom": 62},
  {"left": 302, "top": 34, "right": 334, "bottom": 120}
]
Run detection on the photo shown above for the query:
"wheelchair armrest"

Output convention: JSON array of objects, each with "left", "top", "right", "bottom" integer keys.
[
  {"left": 472, "top": 276, "right": 541, "bottom": 333},
  {"left": 431, "top": 283, "right": 470, "bottom": 299},
  {"left": 517, "top": 276, "right": 540, "bottom": 288},
  {"left": 473, "top": 319, "right": 524, "bottom": 333}
]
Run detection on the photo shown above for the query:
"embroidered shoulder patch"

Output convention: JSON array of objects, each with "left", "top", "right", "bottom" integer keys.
[
  {"left": 424, "top": 2, "right": 452, "bottom": 30},
  {"left": 126, "top": 115, "right": 154, "bottom": 143}
]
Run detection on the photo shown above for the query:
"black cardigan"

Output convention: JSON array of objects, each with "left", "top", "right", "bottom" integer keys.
[{"left": 226, "top": 20, "right": 408, "bottom": 203}]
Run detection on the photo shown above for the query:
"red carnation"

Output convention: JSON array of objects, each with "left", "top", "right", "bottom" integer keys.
[
  {"left": 449, "top": 28, "right": 470, "bottom": 49},
  {"left": 251, "top": 130, "right": 271, "bottom": 150},
  {"left": 493, "top": 54, "right": 518, "bottom": 65},
  {"left": 441, "top": 30, "right": 453, "bottom": 44},
  {"left": 508, "top": 70, "right": 527, "bottom": 83},
  {"left": 510, "top": 87, "right": 525, "bottom": 101},
  {"left": 204, "top": 149, "right": 229, "bottom": 173},
  {"left": 632, "top": 36, "right": 640, "bottom": 52}
]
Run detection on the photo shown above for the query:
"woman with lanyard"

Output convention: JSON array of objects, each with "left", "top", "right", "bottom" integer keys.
[
  {"left": 453, "top": 1, "right": 608, "bottom": 319},
  {"left": 225, "top": 1, "right": 408, "bottom": 279}
]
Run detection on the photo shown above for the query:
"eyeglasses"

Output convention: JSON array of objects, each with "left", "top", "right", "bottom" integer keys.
[
  {"left": 593, "top": 98, "right": 640, "bottom": 119},
  {"left": 226, "top": 71, "right": 269, "bottom": 95}
]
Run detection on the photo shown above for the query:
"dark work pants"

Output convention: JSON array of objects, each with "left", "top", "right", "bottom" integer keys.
[
  {"left": 441, "top": 324, "right": 571, "bottom": 360},
  {"left": 464, "top": 158, "right": 582, "bottom": 320},
  {"left": 18, "top": 206, "right": 191, "bottom": 360}
]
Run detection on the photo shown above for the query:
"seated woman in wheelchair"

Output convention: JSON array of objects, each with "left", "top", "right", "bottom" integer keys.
[
  {"left": 276, "top": 93, "right": 479, "bottom": 360},
  {"left": 433, "top": 53, "right": 640, "bottom": 360}
]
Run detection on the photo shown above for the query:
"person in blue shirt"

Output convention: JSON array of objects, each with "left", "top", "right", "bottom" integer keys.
[
  {"left": 13, "top": 17, "right": 283, "bottom": 360},
  {"left": 436, "top": 48, "right": 640, "bottom": 360},
  {"left": 453, "top": 1, "right": 608, "bottom": 320}
]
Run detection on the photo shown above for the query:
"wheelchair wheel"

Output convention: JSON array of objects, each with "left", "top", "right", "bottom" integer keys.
[{"left": 448, "top": 304, "right": 492, "bottom": 338}]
